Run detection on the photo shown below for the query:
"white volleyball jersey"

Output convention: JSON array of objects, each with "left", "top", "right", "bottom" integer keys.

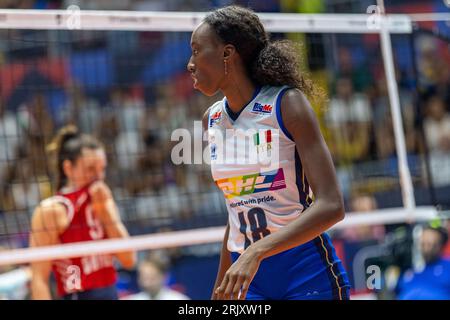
[{"left": 208, "top": 85, "right": 314, "bottom": 254}]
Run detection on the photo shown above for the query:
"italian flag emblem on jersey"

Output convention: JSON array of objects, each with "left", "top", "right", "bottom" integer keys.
[{"left": 254, "top": 130, "right": 272, "bottom": 155}]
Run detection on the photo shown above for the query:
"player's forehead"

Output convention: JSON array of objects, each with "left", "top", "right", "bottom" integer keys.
[
  {"left": 191, "top": 22, "right": 220, "bottom": 47},
  {"left": 139, "top": 262, "right": 160, "bottom": 274},
  {"left": 79, "top": 148, "right": 106, "bottom": 164},
  {"left": 421, "top": 229, "right": 442, "bottom": 245}
]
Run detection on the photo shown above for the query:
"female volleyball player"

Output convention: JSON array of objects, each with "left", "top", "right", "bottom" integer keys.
[
  {"left": 187, "top": 6, "right": 350, "bottom": 300},
  {"left": 30, "top": 125, "right": 136, "bottom": 300}
]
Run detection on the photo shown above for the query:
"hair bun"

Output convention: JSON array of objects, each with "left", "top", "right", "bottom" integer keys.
[{"left": 46, "top": 125, "right": 80, "bottom": 153}]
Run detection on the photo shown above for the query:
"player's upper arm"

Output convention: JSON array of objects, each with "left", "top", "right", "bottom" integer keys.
[
  {"left": 30, "top": 202, "right": 67, "bottom": 248},
  {"left": 30, "top": 201, "right": 67, "bottom": 289},
  {"left": 281, "top": 89, "right": 343, "bottom": 207}
]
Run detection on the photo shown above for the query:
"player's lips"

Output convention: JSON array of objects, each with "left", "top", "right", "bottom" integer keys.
[{"left": 191, "top": 73, "right": 198, "bottom": 87}]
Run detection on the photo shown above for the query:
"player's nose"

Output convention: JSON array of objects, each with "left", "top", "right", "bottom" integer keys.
[{"left": 187, "top": 58, "right": 195, "bottom": 73}]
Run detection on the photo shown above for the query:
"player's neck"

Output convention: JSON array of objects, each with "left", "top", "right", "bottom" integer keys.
[
  {"left": 222, "top": 77, "right": 257, "bottom": 114},
  {"left": 60, "top": 181, "right": 81, "bottom": 193}
]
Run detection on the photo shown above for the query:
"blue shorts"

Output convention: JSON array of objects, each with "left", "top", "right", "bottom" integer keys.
[
  {"left": 62, "top": 284, "right": 118, "bottom": 300},
  {"left": 231, "top": 233, "right": 350, "bottom": 300}
]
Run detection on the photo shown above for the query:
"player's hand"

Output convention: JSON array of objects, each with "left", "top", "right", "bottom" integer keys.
[
  {"left": 214, "top": 249, "right": 261, "bottom": 300},
  {"left": 88, "top": 181, "right": 113, "bottom": 206}
]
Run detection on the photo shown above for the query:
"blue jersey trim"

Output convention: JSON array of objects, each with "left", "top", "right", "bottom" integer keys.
[
  {"left": 275, "top": 87, "right": 294, "bottom": 141},
  {"left": 322, "top": 234, "right": 348, "bottom": 290},
  {"left": 294, "top": 146, "right": 313, "bottom": 210},
  {"left": 313, "top": 236, "right": 340, "bottom": 300},
  {"left": 313, "top": 234, "right": 350, "bottom": 300},
  {"left": 294, "top": 148, "right": 308, "bottom": 210}
]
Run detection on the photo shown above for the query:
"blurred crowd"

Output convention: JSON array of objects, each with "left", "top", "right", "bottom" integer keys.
[
  {"left": 0, "top": 81, "right": 220, "bottom": 224},
  {"left": 1, "top": 35, "right": 449, "bottom": 223}
]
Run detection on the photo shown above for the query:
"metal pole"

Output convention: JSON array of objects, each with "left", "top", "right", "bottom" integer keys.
[{"left": 379, "top": 12, "right": 417, "bottom": 214}]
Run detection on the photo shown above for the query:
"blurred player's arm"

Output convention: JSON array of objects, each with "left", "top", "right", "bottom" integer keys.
[
  {"left": 30, "top": 202, "right": 67, "bottom": 300},
  {"left": 212, "top": 223, "right": 232, "bottom": 299},
  {"left": 89, "top": 181, "right": 136, "bottom": 270}
]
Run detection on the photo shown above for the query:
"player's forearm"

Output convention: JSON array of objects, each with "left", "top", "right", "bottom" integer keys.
[
  {"left": 214, "top": 243, "right": 232, "bottom": 288},
  {"left": 31, "top": 277, "right": 52, "bottom": 300},
  {"left": 111, "top": 223, "right": 136, "bottom": 269},
  {"left": 249, "top": 199, "right": 344, "bottom": 262},
  {"left": 95, "top": 200, "right": 136, "bottom": 269},
  {"left": 93, "top": 198, "right": 128, "bottom": 239},
  {"left": 212, "top": 225, "right": 232, "bottom": 297},
  {"left": 115, "top": 250, "right": 136, "bottom": 270},
  {"left": 105, "top": 218, "right": 136, "bottom": 269}
]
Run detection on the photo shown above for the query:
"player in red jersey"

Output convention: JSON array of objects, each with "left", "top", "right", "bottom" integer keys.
[{"left": 30, "top": 125, "right": 136, "bottom": 300}]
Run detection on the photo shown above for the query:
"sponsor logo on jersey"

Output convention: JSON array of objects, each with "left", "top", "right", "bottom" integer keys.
[
  {"left": 216, "top": 168, "right": 286, "bottom": 199},
  {"left": 209, "top": 111, "right": 222, "bottom": 127},
  {"left": 252, "top": 102, "right": 273, "bottom": 114}
]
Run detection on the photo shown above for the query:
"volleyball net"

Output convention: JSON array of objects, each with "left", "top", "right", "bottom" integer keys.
[{"left": 0, "top": 8, "right": 449, "bottom": 299}]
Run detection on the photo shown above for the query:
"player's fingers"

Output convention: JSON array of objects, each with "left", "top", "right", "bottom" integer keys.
[
  {"left": 231, "top": 274, "right": 244, "bottom": 300},
  {"left": 215, "top": 275, "right": 228, "bottom": 300},
  {"left": 238, "top": 279, "right": 250, "bottom": 300},
  {"left": 223, "top": 273, "right": 237, "bottom": 300}
]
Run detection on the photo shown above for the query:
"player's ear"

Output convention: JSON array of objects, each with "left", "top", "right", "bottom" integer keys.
[
  {"left": 62, "top": 159, "right": 73, "bottom": 179},
  {"left": 223, "top": 44, "right": 236, "bottom": 60}
]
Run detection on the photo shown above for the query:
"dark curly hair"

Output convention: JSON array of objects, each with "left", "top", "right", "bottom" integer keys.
[{"left": 204, "top": 5, "right": 322, "bottom": 100}]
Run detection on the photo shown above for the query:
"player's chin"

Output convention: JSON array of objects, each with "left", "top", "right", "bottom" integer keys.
[
  {"left": 200, "top": 87, "right": 219, "bottom": 97},
  {"left": 194, "top": 81, "right": 218, "bottom": 97}
]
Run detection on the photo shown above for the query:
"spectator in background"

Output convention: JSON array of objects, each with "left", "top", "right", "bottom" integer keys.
[
  {"left": 371, "top": 73, "right": 421, "bottom": 181},
  {"left": 424, "top": 95, "right": 450, "bottom": 155},
  {"left": 112, "top": 88, "right": 146, "bottom": 172},
  {"left": 0, "top": 99, "right": 25, "bottom": 211},
  {"left": 335, "top": 47, "right": 373, "bottom": 94},
  {"left": 418, "top": 43, "right": 443, "bottom": 90},
  {"left": 423, "top": 95, "right": 450, "bottom": 186},
  {"left": 1, "top": 95, "right": 55, "bottom": 211},
  {"left": 326, "top": 77, "right": 372, "bottom": 164},
  {"left": 373, "top": 77, "right": 417, "bottom": 158},
  {"left": 421, "top": 55, "right": 450, "bottom": 112},
  {"left": 63, "top": 85, "right": 101, "bottom": 135},
  {"left": 396, "top": 225, "right": 450, "bottom": 300},
  {"left": 7, "top": 150, "right": 45, "bottom": 211},
  {"left": 124, "top": 255, "right": 190, "bottom": 300},
  {"left": 24, "top": 94, "right": 55, "bottom": 177},
  {"left": 339, "top": 194, "right": 385, "bottom": 243}
]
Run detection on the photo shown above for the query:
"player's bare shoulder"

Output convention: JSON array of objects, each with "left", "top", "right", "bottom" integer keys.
[{"left": 32, "top": 197, "right": 70, "bottom": 233}]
